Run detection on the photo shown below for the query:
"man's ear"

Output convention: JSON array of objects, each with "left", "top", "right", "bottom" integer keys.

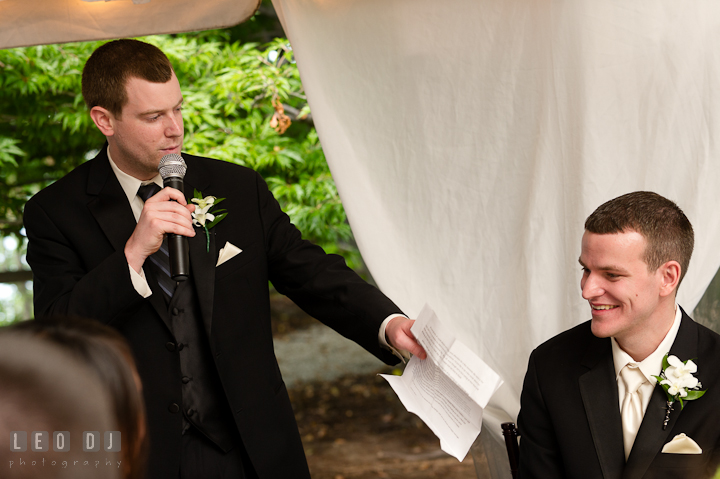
[
  {"left": 658, "top": 260, "right": 682, "bottom": 297},
  {"left": 90, "top": 106, "right": 115, "bottom": 137}
]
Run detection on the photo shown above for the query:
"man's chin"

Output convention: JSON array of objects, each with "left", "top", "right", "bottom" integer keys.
[{"left": 590, "top": 318, "right": 614, "bottom": 338}]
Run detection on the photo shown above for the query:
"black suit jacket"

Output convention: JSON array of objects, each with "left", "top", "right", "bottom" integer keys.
[
  {"left": 517, "top": 309, "right": 720, "bottom": 479},
  {"left": 24, "top": 148, "right": 403, "bottom": 478}
]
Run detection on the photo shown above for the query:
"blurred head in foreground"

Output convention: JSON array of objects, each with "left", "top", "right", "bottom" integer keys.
[
  {"left": 0, "top": 333, "right": 119, "bottom": 479},
  {"left": 9, "top": 317, "right": 147, "bottom": 479}
]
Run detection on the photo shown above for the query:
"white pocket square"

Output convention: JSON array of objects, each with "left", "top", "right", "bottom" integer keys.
[
  {"left": 661, "top": 433, "right": 702, "bottom": 454},
  {"left": 216, "top": 241, "right": 242, "bottom": 267}
]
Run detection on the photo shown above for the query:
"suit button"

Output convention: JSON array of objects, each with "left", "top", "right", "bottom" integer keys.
[
  {"left": 177, "top": 343, "right": 184, "bottom": 351},
  {"left": 187, "top": 408, "right": 195, "bottom": 417},
  {"left": 165, "top": 342, "right": 176, "bottom": 352},
  {"left": 168, "top": 403, "right": 180, "bottom": 414},
  {"left": 181, "top": 376, "right": 191, "bottom": 384},
  {"left": 172, "top": 308, "right": 179, "bottom": 315}
]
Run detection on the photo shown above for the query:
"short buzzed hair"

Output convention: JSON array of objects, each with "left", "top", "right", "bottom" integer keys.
[
  {"left": 585, "top": 191, "right": 694, "bottom": 286},
  {"left": 81, "top": 39, "right": 173, "bottom": 117}
]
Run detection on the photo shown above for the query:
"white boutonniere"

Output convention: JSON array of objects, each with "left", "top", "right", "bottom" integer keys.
[
  {"left": 653, "top": 354, "right": 705, "bottom": 430},
  {"left": 191, "top": 189, "right": 228, "bottom": 252}
]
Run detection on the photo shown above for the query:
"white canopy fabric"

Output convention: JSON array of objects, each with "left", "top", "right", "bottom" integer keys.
[
  {"left": 273, "top": 0, "right": 720, "bottom": 474},
  {"left": 0, "top": 0, "right": 259, "bottom": 49}
]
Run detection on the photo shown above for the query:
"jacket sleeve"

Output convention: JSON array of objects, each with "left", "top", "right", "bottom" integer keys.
[
  {"left": 253, "top": 172, "right": 401, "bottom": 364},
  {"left": 24, "top": 196, "right": 145, "bottom": 324},
  {"left": 517, "top": 350, "right": 567, "bottom": 479}
]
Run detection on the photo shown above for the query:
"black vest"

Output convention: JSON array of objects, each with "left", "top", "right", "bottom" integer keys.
[{"left": 167, "top": 275, "right": 237, "bottom": 451}]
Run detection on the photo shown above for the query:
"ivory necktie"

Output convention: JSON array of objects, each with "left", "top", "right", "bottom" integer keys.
[
  {"left": 620, "top": 364, "right": 647, "bottom": 460},
  {"left": 137, "top": 183, "right": 176, "bottom": 302}
]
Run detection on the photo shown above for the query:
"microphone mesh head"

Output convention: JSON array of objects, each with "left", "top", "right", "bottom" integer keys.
[{"left": 158, "top": 154, "right": 187, "bottom": 179}]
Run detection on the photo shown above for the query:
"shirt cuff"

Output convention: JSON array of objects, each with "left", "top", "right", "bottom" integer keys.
[
  {"left": 379, "top": 313, "right": 412, "bottom": 363},
  {"left": 128, "top": 265, "right": 152, "bottom": 298}
]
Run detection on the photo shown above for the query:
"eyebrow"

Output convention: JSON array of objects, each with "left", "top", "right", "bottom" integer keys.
[
  {"left": 578, "top": 258, "right": 630, "bottom": 274},
  {"left": 138, "top": 98, "right": 184, "bottom": 117}
]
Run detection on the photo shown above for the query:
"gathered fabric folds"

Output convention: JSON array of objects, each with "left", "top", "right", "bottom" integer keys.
[{"left": 273, "top": 0, "right": 720, "bottom": 474}]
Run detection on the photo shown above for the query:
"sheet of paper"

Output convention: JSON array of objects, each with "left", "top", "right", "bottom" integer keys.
[{"left": 381, "top": 304, "right": 503, "bottom": 461}]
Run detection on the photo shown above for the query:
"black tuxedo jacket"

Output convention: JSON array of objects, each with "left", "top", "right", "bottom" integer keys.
[
  {"left": 24, "top": 148, "right": 402, "bottom": 478},
  {"left": 517, "top": 310, "right": 720, "bottom": 479}
]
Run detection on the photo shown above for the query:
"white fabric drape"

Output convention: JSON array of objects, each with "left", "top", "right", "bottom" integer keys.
[
  {"left": 273, "top": 0, "right": 720, "bottom": 472},
  {"left": 0, "top": 0, "right": 259, "bottom": 49}
]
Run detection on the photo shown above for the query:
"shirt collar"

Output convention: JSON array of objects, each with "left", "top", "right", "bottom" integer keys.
[
  {"left": 106, "top": 146, "right": 162, "bottom": 203},
  {"left": 612, "top": 304, "right": 682, "bottom": 386}
]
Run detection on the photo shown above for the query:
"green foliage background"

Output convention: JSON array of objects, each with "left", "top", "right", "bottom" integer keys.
[{"left": 0, "top": 29, "right": 361, "bottom": 267}]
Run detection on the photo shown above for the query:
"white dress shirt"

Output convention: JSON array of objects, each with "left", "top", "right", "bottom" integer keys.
[
  {"left": 108, "top": 148, "right": 162, "bottom": 299},
  {"left": 612, "top": 304, "right": 682, "bottom": 422}
]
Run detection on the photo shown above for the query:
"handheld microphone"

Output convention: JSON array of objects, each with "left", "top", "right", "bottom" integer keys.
[{"left": 158, "top": 153, "right": 189, "bottom": 281}]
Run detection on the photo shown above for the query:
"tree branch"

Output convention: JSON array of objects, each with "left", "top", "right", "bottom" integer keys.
[
  {"left": 282, "top": 104, "right": 313, "bottom": 125},
  {"left": 0, "top": 269, "right": 32, "bottom": 284}
]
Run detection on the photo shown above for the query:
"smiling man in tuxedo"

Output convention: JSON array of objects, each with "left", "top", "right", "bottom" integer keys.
[
  {"left": 24, "top": 39, "right": 425, "bottom": 479},
  {"left": 517, "top": 191, "right": 720, "bottom": 478}
]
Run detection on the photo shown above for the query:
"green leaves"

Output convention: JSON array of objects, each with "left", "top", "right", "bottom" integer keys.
[
  {"left": 0, "top": 41, "right": 103, "bottom": 238},
  {"left": 159, "top": 35, "right": 356, "bottom": 265},
  {"left": 1, "top": 32, "right": 359, "bottom": 268},
  {"left": 0, "top": 138, "right": 23, "bottom": 167},
  {"left": 683, "top": 389, "right": 706, "bottom": 401}
]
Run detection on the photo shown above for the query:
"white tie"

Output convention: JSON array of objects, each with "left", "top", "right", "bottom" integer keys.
[{"left": 620, "top": 364, "right": 647, "bottom": 459}]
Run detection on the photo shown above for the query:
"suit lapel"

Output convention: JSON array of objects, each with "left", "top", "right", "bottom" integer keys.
[
  {"left": 579, "top": 337, "right": 626, "bottom": 479},
  {"left": 622, "top": 311, "right": 699, "bottom": 479},
  {"left": 189, "top": 221, "right": 216, "bottom": 338},
  {"left": 144, "top": 270, "right": 173, "bottom": 329},
  {"left": 86, "top": 149, "right": 137, "bottom": 254},
  {"left": 86, "top": 147, "right": 171, "bottom": 330},
  {"left": 184, "top": 157, "right": 215, "bottom": 338}
]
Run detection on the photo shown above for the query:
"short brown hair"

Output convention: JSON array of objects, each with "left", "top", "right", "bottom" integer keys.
[
  {"left": 82, "top": 39, "right": 173, "bottom": 117},
  {"left": 585, "top": 191, "right": 694, "bottom": 286}
]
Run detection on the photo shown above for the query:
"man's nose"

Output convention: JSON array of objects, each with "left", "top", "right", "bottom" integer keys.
[
  {"left": 166, "top": 113, "right": 183, "bottom": 136},
  {"left": 581, "top": 274, "right": 603, "bottom": 300}
]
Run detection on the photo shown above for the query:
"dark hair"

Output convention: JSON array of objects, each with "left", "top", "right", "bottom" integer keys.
[
  {"left": 10, "top": 317, "right": 147, "bottom": 479},
  {"left": 585, "top": 191, "right": 694, "bottom": 286},
  {"left": 82, "top": 39, "right": 173, "bottom": 117}
]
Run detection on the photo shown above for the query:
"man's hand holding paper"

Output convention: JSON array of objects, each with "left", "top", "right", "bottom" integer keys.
[
  {"left": 385, "top": 316, "right": 428, "bottom": 360},
  {"left": 381, "top": 304, "right": 503, "bottom": 461}
]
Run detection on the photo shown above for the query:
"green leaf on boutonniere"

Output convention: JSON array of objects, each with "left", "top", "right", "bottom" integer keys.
[
  {"left": 191, "top": 189, "right": 229, "bottom": 252},
  {"left": 684, "top": 390, "right": 706, "bottom": 401},
  {"left": 205, "top": 211, "right": 227, "bottom": 230},
  {"left": 654, "top": 353, "right": 706, "bottom": 426}
]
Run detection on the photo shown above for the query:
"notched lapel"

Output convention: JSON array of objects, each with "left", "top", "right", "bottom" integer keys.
[
  {"left": 579, "top": 339, "right": 626, "bottom": 479},
  {"left": 86, "top": 153, "right": 173, "bottom": 331},
  {"left": 184, "top": 163, "right": 215, "bottom": 339},
  {"left": 189, "top": 218, "right": 216, "bottom": 339},
  {"left": 144, "top": 267, "right": 173, "bottom": 332},
  {"left": 86, "top": 159, "right": 137, "bottom": 254}
]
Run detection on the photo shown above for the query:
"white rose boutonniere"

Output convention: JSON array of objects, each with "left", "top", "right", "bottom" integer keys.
[
  {"left": 191, "top": 189, "right": 228, "bottom": 252},
  {"left": 653, "top": 354, "right": 706, "bottom": 429}
]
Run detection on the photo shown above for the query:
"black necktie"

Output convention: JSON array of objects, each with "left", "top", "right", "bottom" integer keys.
[{"left": 137, "top": 183, "right": 176, "bottom": 302}]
